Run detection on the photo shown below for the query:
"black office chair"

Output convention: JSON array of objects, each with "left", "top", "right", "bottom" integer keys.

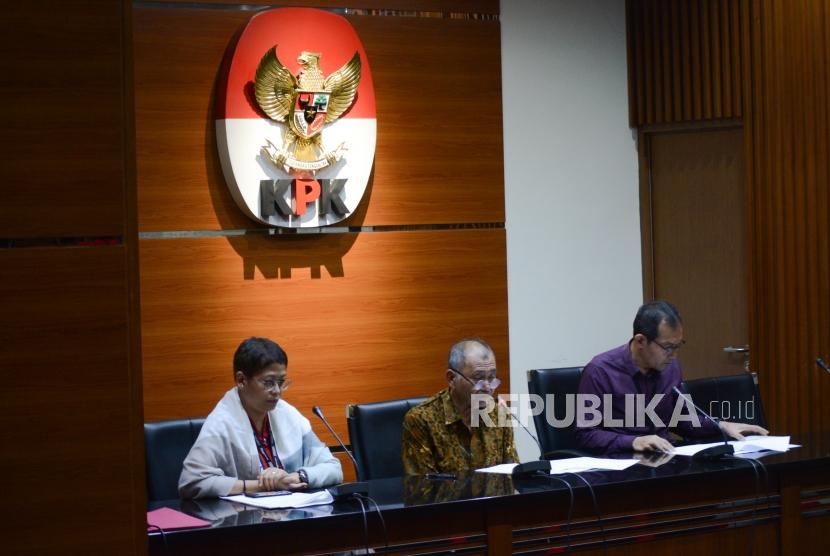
[
  {"left": 347, "top": 397, "right": 428, "bottom": 480},
  {"left": 144, "top": 417, "right": 206, "bottom": 502},
  {"left": 527, "top": 367, "right": 588, "bottom": 459},
  {"left": 680, "top": 372, "right": 767, "bottom": 428}
]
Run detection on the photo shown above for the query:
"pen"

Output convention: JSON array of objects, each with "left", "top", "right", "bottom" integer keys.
[{"left": 425, "top": 472, "right": 457, "bottom": 480}]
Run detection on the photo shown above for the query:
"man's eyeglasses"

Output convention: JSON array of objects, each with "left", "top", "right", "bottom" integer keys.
[
  {"left": 653, "top": 339, "right": 686, "bottom": 354},
  {"left": 449, "top": 367, "right": 501, "bottom": 391},
  {"left": 256, "top": 377, "right": 292, "bottom": 392}
]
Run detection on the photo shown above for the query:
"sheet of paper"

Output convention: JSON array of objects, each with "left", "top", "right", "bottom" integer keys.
[
  {"left": 732, "top": 435, "right": 792, "bottom": 454},
  {"left": 476, "top": 458, "right": 638, "bottom": 475},
  {"left": 549, "top": 457, "right": 640, "bottom": 474},
  {"left": 673, "top": 435, "right": 798, "bottom": 457},
  {"left": 672, "top": 441, "right": 723, "bottom": 457},
  {"left": 476, "top": 463, "right": 519, "bottom": 474},
  {"left": 222, "top": 489, "right": 334, "bottom": 509}
]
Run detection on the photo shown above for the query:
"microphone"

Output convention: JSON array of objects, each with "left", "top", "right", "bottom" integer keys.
[
  {"left": 498, "top": 398, "right": 549, "bottom": 478},
  {"left": 498, "top": 397, "right": 561, "bottom": 480},
  {"left": 498, "top": 396, "right": 544, "bottom": 460},
  {"left": 672, "top": 386, "right": 734, "bottom": 460},
  {"left": 311, "top": 405, "right": 369, "bottom": 499},
  {"left": 817, "top": 357, "right": 830, "bottom": 375},
  {"left": 499, "top": 396, "right": 586, "bottom": 462}
]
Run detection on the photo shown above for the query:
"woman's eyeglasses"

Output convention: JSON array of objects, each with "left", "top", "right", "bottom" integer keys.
[{"left": 256, "top": 377, "right": 292, "bottom": 392}]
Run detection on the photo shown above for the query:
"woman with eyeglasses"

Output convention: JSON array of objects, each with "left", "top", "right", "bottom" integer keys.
[{"left": 179, "top": 337, "right": 342, "bottom": 498}]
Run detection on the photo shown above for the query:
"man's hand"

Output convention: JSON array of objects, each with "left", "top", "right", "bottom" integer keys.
[
  {"left": 632, "top": 434, "right": 674, "bottom": 453},
  {"left": 719, "top": 421, "right": 769, "bottom": 440}
]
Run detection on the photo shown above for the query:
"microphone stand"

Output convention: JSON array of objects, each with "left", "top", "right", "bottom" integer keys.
[
  {"left": 312, "top": 405, "right": 369, "bottom": 499},
  {"left": 672, "top": 386, "right": 734, "bottom": 460},
  {"left": 499, "top": 396, "right": 586, "bottom": 464}
]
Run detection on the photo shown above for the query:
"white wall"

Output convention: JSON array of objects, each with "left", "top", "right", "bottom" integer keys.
[{"left": 501, "top": 0, "right": 643, "bottom": 460}]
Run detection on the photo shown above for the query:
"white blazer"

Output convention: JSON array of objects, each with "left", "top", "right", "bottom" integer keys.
[{"left": 179, "top": 388, "right": 343, "bottom": 498}]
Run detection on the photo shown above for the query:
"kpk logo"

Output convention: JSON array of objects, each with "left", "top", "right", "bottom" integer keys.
[
  {"left": 256, "top": 48, "right": 360, "bottom": 173},
  {"left": 216, "top": 8, "right": 376, "bottom": 228}
]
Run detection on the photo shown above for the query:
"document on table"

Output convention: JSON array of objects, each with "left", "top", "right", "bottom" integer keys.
[
  {"left": 735, "top": 435, "right": 798, "bottom": 453},
  {"left": 673, "top": 435, "right": 798, "bottom": 457},
  {"left": 477, "top": 457, "right": 639, "bottom": 475},
  {"left": 548, "top": 457, "right": 640, "bottom": 474},
  {"left": 222, "top": 489, "right": 334, "bottom": 509}
]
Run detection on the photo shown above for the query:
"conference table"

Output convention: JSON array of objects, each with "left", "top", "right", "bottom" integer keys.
[{"left": 148, "top": 432, "right": 830, "bottom": 555}]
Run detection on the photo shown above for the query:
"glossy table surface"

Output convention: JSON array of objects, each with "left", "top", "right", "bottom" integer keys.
[{"left": 149, "top": 432, "right": 830, "bottom": 529}]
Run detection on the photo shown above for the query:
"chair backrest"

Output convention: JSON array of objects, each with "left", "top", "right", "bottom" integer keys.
[
  {"left": 347, "top": 397, "right": 428, "bottom": 480},
  {"left": 144, "top": 417, "right": 205, "bottom": 502},
  {"left": 680, "top": 372, "right": 767, "bottom": 428},
  {"left": 527, "top": 367, "right": 584, "bottom": 456}
]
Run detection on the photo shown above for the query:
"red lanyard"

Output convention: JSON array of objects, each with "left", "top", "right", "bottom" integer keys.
[{"left": 251, "top": 416, "right": 283, "bottom": 470}]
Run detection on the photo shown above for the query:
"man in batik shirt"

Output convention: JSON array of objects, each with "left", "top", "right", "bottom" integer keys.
[{"left": 402, "top": 338, "right": 518, "bottom": 474}]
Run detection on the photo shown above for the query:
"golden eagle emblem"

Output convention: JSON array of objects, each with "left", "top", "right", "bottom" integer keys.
[{"left": 255, "top": 47, "right": 361, "bottom": 174}]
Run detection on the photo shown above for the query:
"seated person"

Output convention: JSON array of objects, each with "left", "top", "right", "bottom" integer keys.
[
  {"left": 401, "top": 338, "right": 517, "bottom": 474},
  {"left": 179, "top": 337, "right": 342, "bottom": 498},
  {"left": 575, "top": 300, "right": 768, "bottom": 454}
]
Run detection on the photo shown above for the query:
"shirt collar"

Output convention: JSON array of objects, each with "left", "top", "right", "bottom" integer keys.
[
  {"left": 439, "top": 387, "right": 462, "bottom": 426},
  {"left": 439, "top": 386, "right": 502, "bottom": 426},
  {"left": 623, "top": 340, "right": 646, "bottom": 377}
]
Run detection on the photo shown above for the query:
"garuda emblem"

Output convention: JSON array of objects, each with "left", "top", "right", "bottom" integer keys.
[{"left": 255, "top": 47, "right": 361, "bottom": 175}]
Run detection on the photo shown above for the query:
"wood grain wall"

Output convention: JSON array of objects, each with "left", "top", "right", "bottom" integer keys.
[
  {"left": 0, "top": 1, "right": 145, "bottom": 554},
  {"left": 627, "top": 0, "right": 830, "bottom": 433},
  {"left": 134, "top": 0, "right": 508, "bottom": 479},
  {"left": 627, "top": 0, "right": 746, "bottom": 126}
]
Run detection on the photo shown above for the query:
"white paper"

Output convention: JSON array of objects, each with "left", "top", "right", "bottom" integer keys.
[
  {"left": 222, "top": 489, "right": 334, "bottom": 509},
  {"left": 733, "top": 435, "right": 793, "bottom": 453},
  {"left": 673, "top": 435, "right": 798, "bottom": 457},
  {"left": 477, "top": 458, "right": 638, "bottom": 475},
  {"left": 548, "top": 457, "right": 639, "bottom": 474},
  {"left": 476, "top": 463, "right": 519, "bottom": 474},
  {"left": 672, "top": 441, "right": 723, "bottom": 457}
]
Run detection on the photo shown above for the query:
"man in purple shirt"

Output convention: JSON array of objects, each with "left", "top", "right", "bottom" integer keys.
[{"left": 575, "top": 300, "right": 768, "bottom": 454}]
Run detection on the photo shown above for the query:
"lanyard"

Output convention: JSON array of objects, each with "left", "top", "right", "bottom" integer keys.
[{"left": 251, "top": 417, "right": 283, "bottom": 470}]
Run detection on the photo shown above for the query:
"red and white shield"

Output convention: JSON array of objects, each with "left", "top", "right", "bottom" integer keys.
[
  {"left": 291, "top": 91, "right": 329, "bottom": 139},
  {"left": 215, "top": 8, "right": 376, "bottom": 228}
]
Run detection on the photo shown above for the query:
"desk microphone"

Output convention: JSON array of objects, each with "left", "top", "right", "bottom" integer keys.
[
  {"left": 499, "top": 396, "right": 586, "bottom": 462},
  {"left": 498, "top": 396, "right": 544, "bottom": 460},
  {"left": 311, "top": 405, "right": 369, "bottom": 499},
  {"left": 496, "top": 397, "right": 551, "bottom": 479},
  {"left": 672, "top": 386, "right": 734, "bottom": 460},
  {"left": 817, "top": 357, "right": 830, "bottom": 375}
]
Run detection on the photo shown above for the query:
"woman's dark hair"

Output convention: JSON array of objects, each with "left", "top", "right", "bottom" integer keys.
[
  {"left": 633, "top": 300, "right": 682, "bottom": 341},
  {"left": 233, "top": 337, "right": 288, "bottom": 378}
]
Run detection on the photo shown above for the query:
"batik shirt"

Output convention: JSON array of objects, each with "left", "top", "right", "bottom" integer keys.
[{"left": 401, "top": 388, "right": 518, "bottom": 475}]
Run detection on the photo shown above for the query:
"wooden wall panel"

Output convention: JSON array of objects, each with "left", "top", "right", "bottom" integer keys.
[
  {"left": 628, "top": 0, "right": 830, "bottom": 434},
  {"left": 0, "top": 247, "right": 142, "bottom": 555},
  {"left": 627, "top": 0, "right": 745, "bottom": 126},
  {"left": 145, "top": 0, "right": 500, "bottom": 13},
  {"left": 134, "top": 6, "right": 503, "bottom": 232},
  {"left": 0, "top": 1, "right": 126, "bottom": 237},
  {"left": 351, "top": 14, "right": 503, "bottom": 225},
  {"left": 745, "top": 0, "right": 830, "bottom": 434},
  {"left": 0, "top": 2, "right": 145, "bottom": 555},
  {"left": 134, "top": 7, "right": 252, "bottom": 232},
  {"left": 136, "top": 0, "right": 507, "bottom": 485},
  {"left": 140, "top": 229, "right": 510, "bottom": 441}
]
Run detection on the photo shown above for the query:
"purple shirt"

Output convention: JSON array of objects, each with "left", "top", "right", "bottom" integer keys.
[{"left": 575, "top": 343, "right": 719, "bottom": 454}]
